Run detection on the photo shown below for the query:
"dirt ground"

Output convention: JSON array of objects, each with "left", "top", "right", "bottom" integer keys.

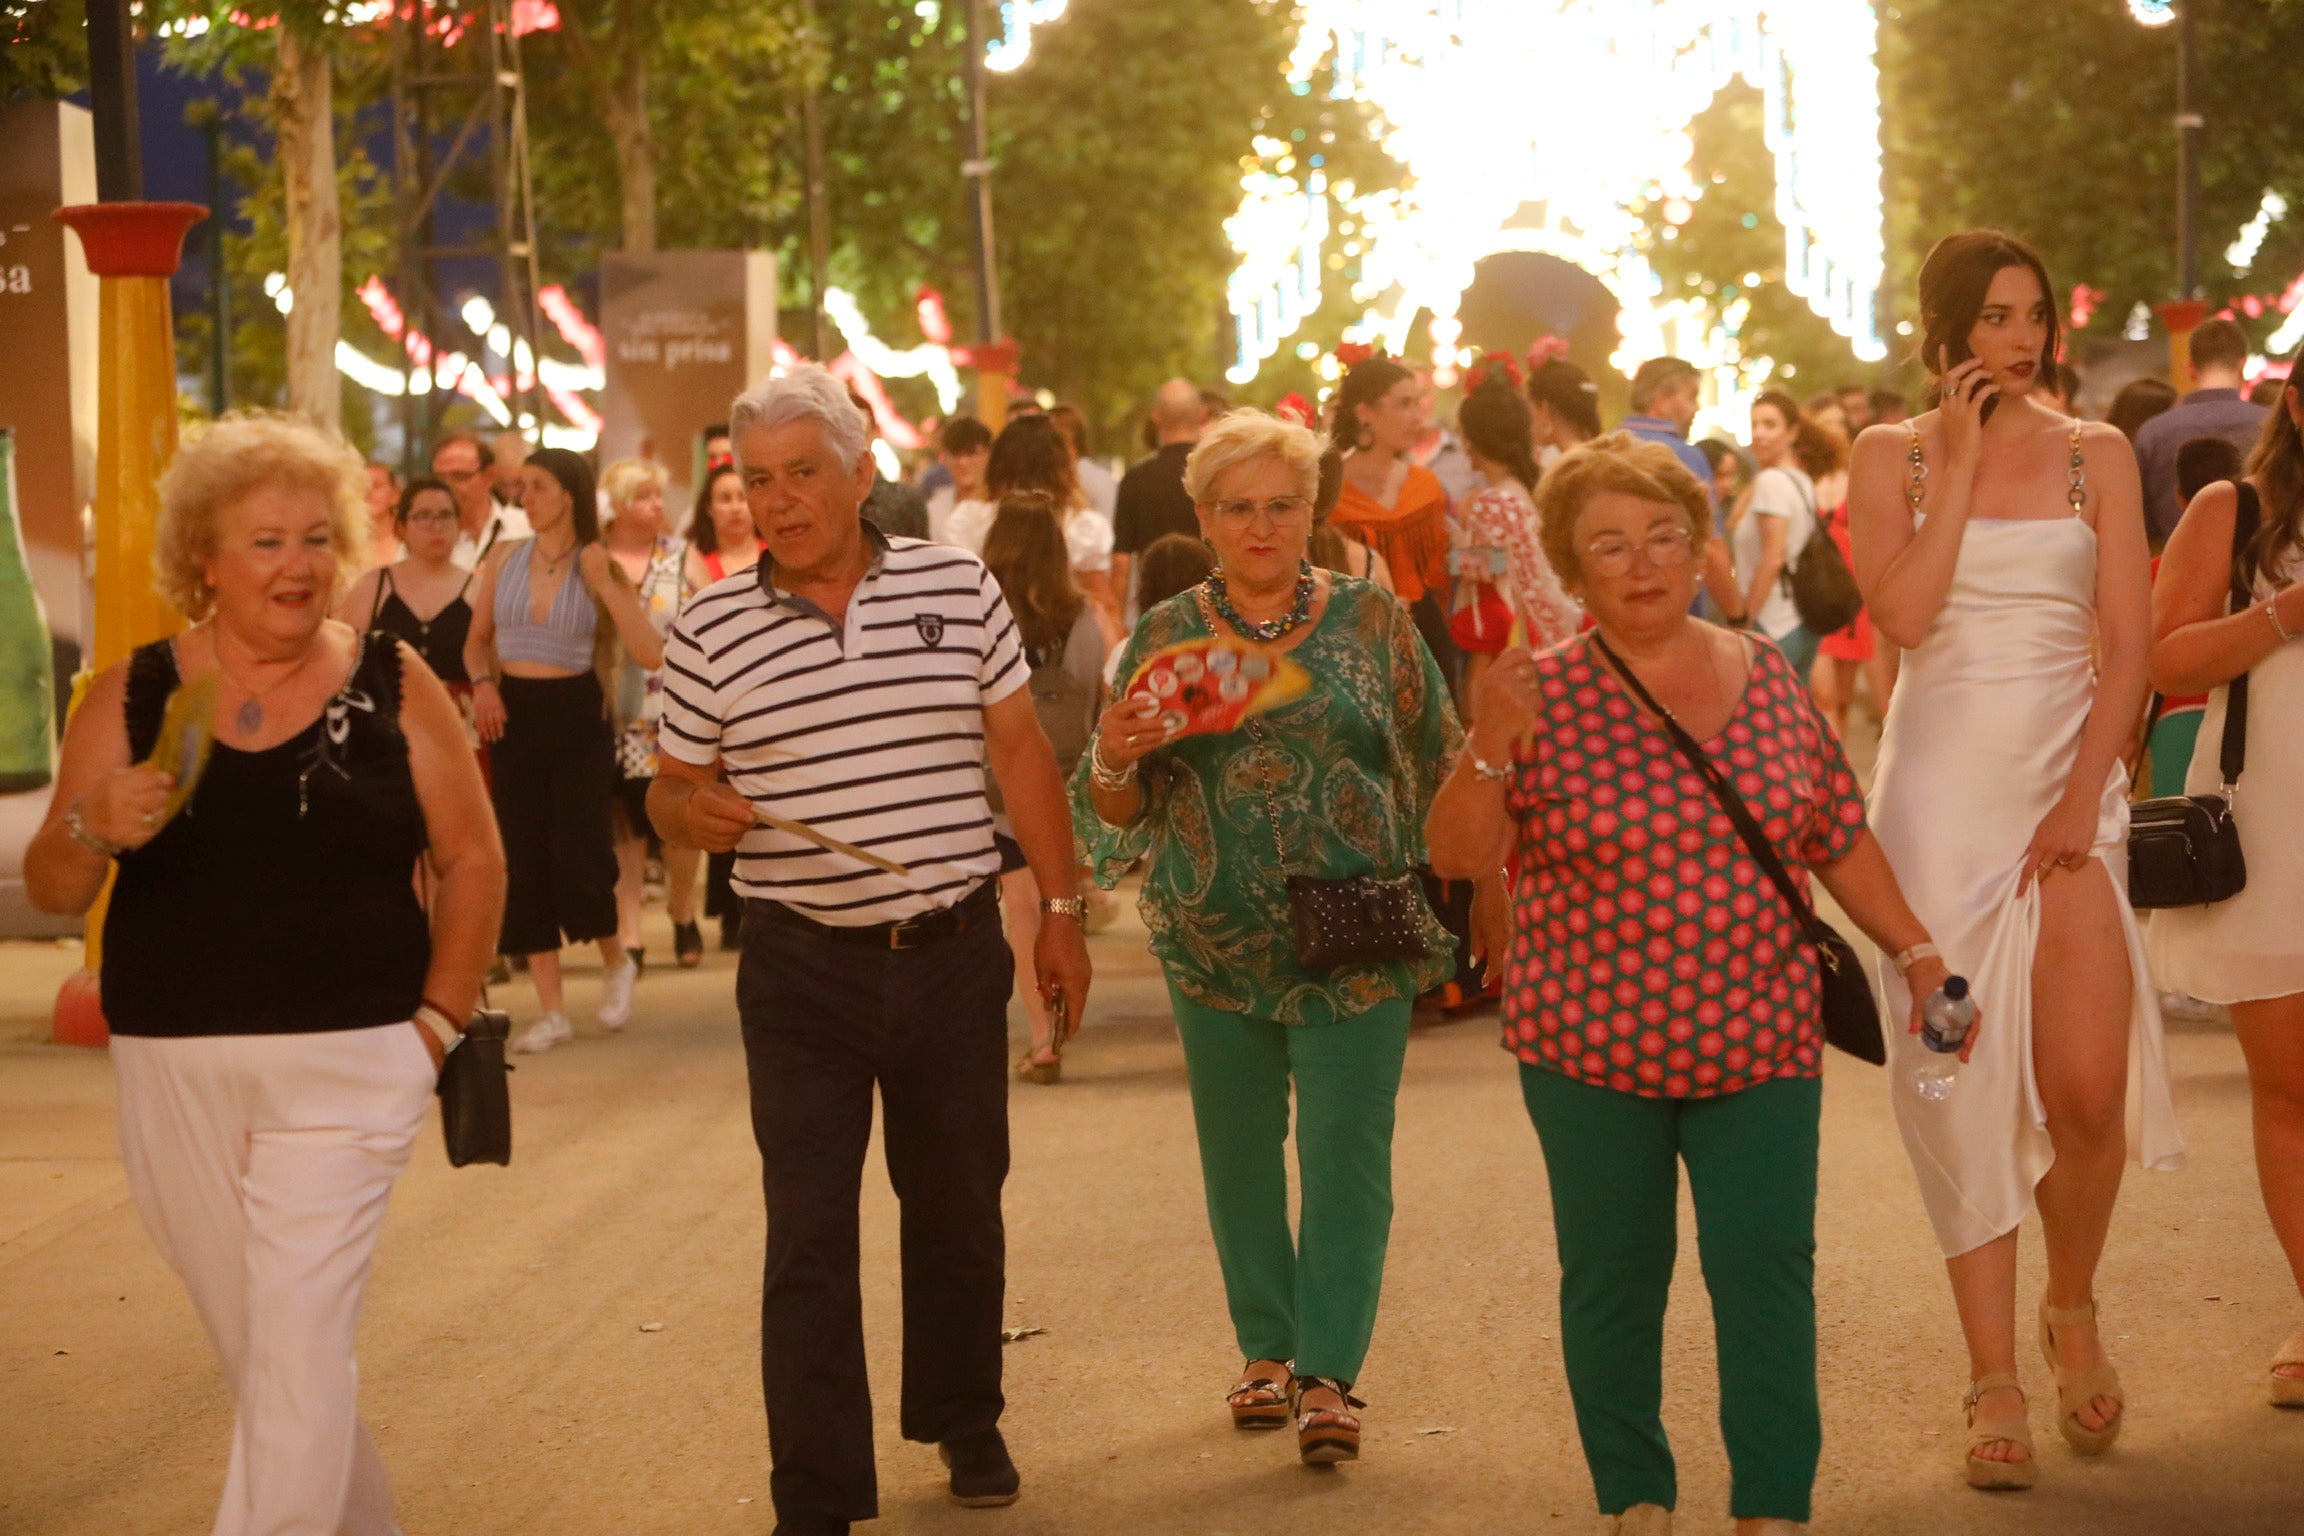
[{"left": 5, "top": 849, "right": 2303, "bottom": 1536}]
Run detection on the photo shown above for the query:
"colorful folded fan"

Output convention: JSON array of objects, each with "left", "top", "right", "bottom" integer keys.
[
  {"left": 142, "top": 670, "right": 219, "bottom": 826},
  {"left": 1123, "top": 635, "right": 1310, "bottom": 741}
]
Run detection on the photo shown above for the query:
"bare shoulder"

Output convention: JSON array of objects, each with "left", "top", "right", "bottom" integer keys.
[
  {"left": 2165, "top": 476, "right": 2241, "bottom": 557},
  {"left": 2075, "top": 417, "right": 2134, "bottom": 455},
  {"left": 1851, "top": 419, "right": 1918, "bottom": 466}
]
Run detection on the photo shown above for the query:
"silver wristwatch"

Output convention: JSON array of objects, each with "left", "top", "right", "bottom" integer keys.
[{"left": 1040, "top": 896, "right": 1088, "bottom": 920}]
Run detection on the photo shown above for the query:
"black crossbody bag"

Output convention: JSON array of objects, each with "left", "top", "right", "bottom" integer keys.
[
  {"left": 2128, "top": 482, "right": 2258, "bottom": 909},
  {"left": 1594, "top": 634, "right": 1886, "bottom": 1065},
  {"left": 1247, "top": 714, "right": 1434, "bottom": 971},
  {"left": 438, "top": 1007, "right": 513, "bottom": 1167}
]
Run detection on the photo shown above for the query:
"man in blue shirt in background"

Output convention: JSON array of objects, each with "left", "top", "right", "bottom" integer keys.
[
  {"left": 1621, "top": 356, "right": 1744, "bottom": 623},
  {"left": 2134, "top": 317, "right": 2269, "bottom": 546}
]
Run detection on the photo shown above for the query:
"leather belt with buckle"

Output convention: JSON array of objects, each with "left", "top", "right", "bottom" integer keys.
[{"left": 749, "top": 879, "right": 997, "bottom": 951}]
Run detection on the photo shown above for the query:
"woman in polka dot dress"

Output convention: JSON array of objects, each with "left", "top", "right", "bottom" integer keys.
[{"left": 1428, "top": 433, "right": 1958, "bottom": 1536}]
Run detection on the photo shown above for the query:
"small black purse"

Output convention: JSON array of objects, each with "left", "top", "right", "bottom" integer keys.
[
  {"left": 438, "top": 1008, "right": 513, "bottom": 1167},
  {"left": 1594, "top": 635, "right": 1886, "bottom": 1065},
  {"left": 1248, "top": 717, "right": 1434, "bottom": 971},
  {"left": 2128, "top": 482, "right": 2257, "bottom": 910}
]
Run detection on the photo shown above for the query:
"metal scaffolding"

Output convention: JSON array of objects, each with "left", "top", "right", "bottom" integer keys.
[{"left": 387, "top": 0, "right": 545, "bottom": 469}]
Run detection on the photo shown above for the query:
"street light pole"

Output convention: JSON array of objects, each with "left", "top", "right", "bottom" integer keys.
[
  {"left": 961, "top": 0, "right": 1007, "bottom": 426},
  {"left": 2175, "top": 0, "right": 2201, "bottom": 301},
  {"left": 801, "top": 0, "right": 833, "bottom": 363}
]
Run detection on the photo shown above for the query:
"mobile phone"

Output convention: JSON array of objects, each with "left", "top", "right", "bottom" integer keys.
[{"left": 1939, "top": 340, "right": 2000, "bottom": 425}]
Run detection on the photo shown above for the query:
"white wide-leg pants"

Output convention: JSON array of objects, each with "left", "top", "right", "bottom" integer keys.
[{"left": 111, "top": 1025, "right": 436, "bottom": 1536}]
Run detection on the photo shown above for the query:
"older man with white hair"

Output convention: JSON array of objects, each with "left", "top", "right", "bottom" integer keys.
[{"left": 650, "top": 364, "right": 1092, "bottom": 1536}]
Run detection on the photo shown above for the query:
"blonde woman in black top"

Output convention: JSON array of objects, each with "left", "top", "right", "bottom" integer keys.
[{"left": 26, "top": 411, "right": 504, "bottom": 1536}]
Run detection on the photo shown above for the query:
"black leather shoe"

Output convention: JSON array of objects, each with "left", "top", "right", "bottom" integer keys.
[
  {"left": 939, "top": 1428, "right": 1021, "bottom": 1507},
  {"left": 769, "top": 1522, "right": 847, "bottom": 1536}
]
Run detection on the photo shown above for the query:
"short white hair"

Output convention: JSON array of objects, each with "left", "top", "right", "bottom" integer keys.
[
  {"left": 729, "top": 364, "right": 868, "bottom": 474},
  {"left": 1182, "top": 408, "right": 1321, "bottom": 505}
]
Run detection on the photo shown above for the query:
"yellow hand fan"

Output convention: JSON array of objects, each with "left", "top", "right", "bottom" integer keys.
[{"left": 142, "top": 671, "right": 220, "bottom": 825}]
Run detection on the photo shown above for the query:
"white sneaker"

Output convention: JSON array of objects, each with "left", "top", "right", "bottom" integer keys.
[
  {"left": 596, "top": 957, "right": 638, "bottom": 1032},
  {"left": 512, "top": 1012, "right": 572, "bottom": 1054}
]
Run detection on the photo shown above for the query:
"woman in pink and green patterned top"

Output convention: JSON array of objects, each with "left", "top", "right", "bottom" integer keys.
[{"left": 1427, "top": 433, "right": 1957, "bottom": 1536}]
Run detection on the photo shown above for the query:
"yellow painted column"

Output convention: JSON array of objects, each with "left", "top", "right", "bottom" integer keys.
[{"left": 48, "top": 201, "right": 206, "bottom": 1047}]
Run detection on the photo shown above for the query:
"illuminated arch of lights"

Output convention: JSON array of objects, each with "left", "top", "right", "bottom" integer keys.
[{"left": 1226, "top": 0, "right": 1892, "bottom": 412}]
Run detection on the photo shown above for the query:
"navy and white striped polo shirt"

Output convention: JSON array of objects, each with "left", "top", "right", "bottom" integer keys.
[{"left": 657, "top": 530, "right": 1027, "bottom": 924}]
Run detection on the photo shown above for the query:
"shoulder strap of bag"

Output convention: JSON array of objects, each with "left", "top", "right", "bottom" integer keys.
[
  {"left": 1591, "top": 633, "right": 1830, "bottom": 947},
  {"left": 2220, "top": 481, "right": 2260, "bottom": 791}
]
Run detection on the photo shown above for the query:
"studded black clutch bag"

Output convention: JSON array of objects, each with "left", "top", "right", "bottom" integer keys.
[{"left": 1247, "top": 717, "right": 1434, "bottom": 972}]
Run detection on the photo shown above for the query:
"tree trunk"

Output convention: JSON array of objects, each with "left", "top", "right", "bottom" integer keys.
[
  {"left": 612, "top": 44, "right": 655, "bottom": 252},
  {"left": 274, "top": 25, "right": 341, "bottom": 431}
]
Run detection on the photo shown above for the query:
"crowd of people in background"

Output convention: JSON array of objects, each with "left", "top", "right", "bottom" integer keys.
[{"left": 31, "top": 222, "right": 2304, "bottom": 1536}]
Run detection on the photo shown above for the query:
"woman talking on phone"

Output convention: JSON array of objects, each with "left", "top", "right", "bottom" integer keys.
[{"left": 1847, "top": 231, "right": 2185, "bottom": 1490}]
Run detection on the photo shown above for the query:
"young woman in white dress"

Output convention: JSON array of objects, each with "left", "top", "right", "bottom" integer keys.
[
  {"left": 2146, "top": 363, "right": 2304, "bottom": 1407},
  {"left": 1848, "top": 230, "right": 2186, "bottom": 1490}
]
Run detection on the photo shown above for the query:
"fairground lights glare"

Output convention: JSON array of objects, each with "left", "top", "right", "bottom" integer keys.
[{"left": 1223, "top": 0, "right": 1891, "bottom": 425}]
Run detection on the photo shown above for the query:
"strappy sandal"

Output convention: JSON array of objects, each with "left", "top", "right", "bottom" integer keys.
[
  {"left": 2038, "top": 1298, "right": 2124, "bottom": 1453},
  {"left": 1962, "top": 1372, "right": 2036, "bottom": 1490},
  {"left": 1226, "top": 1359, "right": 1293, "bottom": 1429},
  {"left": 1612, "top": 1504, "right": 1672, "bottom": 1535},
  {"left": 2270, "top": 1329, "right": 2304, "bottom": 1408},
  {"left": 1291, "top": 1374, "right": 1365, "bottom": 1465},
  {"left": 1014, "top": 1049, "right": 1061, "bottom": 1085}
]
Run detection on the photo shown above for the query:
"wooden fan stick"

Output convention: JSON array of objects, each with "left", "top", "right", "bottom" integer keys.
[{"left": 752, "top": 808, "right": 910, "bottom": 878}]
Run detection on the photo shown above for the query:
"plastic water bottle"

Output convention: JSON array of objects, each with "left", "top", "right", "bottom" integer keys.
[{"left": 1911, "top": 976, "right": 1976, "bottom": 1103}]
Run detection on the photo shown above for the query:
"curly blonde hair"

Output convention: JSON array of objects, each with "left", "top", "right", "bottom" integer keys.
[
  {"left": 600, "top": 456, "right": 669, "bottom": 517},
  {"left": 155, "top": 411, "right": 367, "bottom": 620},
  {"left": 1536, "top": 430, "right": 1712, "bottom": 586}
]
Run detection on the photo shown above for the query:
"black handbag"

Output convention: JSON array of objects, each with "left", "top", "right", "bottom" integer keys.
[
  {"left": 438, "top": 1008, "right": 513, "bottom": 1167},
  {"left": 1786, "top": 485, "right": 1865, "bottom": 635},
  {"left": 1594, "top": 635, "right": 1886, "bottom": 1065},
  {"left": 1248, "top": 716, "right": 1433, "bottom": 971},
  {"left": 2128, "top": 482, "right": 2258, "bottom": 910}
]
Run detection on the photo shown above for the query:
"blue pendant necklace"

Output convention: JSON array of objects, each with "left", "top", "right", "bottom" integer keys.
[{"left": 1205, "top": 561, "right": 1316, "bottom": 642}]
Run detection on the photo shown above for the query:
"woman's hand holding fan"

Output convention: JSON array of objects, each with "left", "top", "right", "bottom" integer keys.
[
  {"left": 1121, "top": 636, "right": 1311, "bottom": 742},
  {"left": 79, "top": 672, "right": 220, "bottom": 855}
]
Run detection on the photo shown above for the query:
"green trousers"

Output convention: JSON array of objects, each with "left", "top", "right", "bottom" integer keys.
[
  {"left": 1520, "top": 1066, "right": 1822, "bottom": 1523},
  {"left": 1169, "top": 987, "right": 1412, "bottom": 1384}
]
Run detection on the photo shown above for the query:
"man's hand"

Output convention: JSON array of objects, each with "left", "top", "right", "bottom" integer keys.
[
  {"left": 1033, "top": 914, "right": 1093, "bottom": 1041},
  {"left": 684, "top": 781, "right": 757, "bottom": 853}
]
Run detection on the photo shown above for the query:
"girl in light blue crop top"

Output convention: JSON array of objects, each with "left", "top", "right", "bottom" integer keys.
[{"left": 492, "top": 538, "right": 599, "bottom": 672}]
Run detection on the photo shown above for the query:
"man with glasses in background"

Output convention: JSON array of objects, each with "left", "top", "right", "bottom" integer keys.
[{"left": 433, "top": 431, "right": 531, "bottom": 570}]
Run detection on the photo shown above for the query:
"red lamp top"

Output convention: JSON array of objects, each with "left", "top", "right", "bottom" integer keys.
[{"left": 53, "top": 202, "right": 210, "bottom": 279}]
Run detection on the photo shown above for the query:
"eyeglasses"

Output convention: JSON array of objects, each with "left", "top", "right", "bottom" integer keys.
[
  {"left": 1583, "top": 526, "right": 1695, "bottom": 576},
  {"left": 1203, "top": 496, "right": 1313, "bottom": 526},
  {"left": 437, "top": 468, "right": 482, "bottom": 484},
  {"left": 403, "top": 508, "right": 459, "bottom": 526}
]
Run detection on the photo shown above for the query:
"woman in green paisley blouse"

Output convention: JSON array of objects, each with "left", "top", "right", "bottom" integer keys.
[{"left": 1074, "top": 408, "right": 1463, "bottom": 1469}]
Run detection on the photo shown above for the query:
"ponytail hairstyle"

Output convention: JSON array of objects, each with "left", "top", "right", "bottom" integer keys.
[
  {"left": 1753, "top": 389, "right": 1845, "bottom": 481},
  {"left": 2241, "top": 346, "right": 2304, "bottom": 593},
  {"left": 1914, "top": 228, "right": 2061, "bottom": 403},
  {"left": 1457, "top": 352, "right": 1542, "bottom": 494},
  {"left": 1328, "top": 349, "right": 1414, "bottom": 453},
  {"left": 1526, "top": 357, "right": 1603, "bottom": 442}
]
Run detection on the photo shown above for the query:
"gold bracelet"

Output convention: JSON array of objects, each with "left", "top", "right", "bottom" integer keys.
[{"left": 2267, "top": 601, "right": 2296, "bottom": 645}]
